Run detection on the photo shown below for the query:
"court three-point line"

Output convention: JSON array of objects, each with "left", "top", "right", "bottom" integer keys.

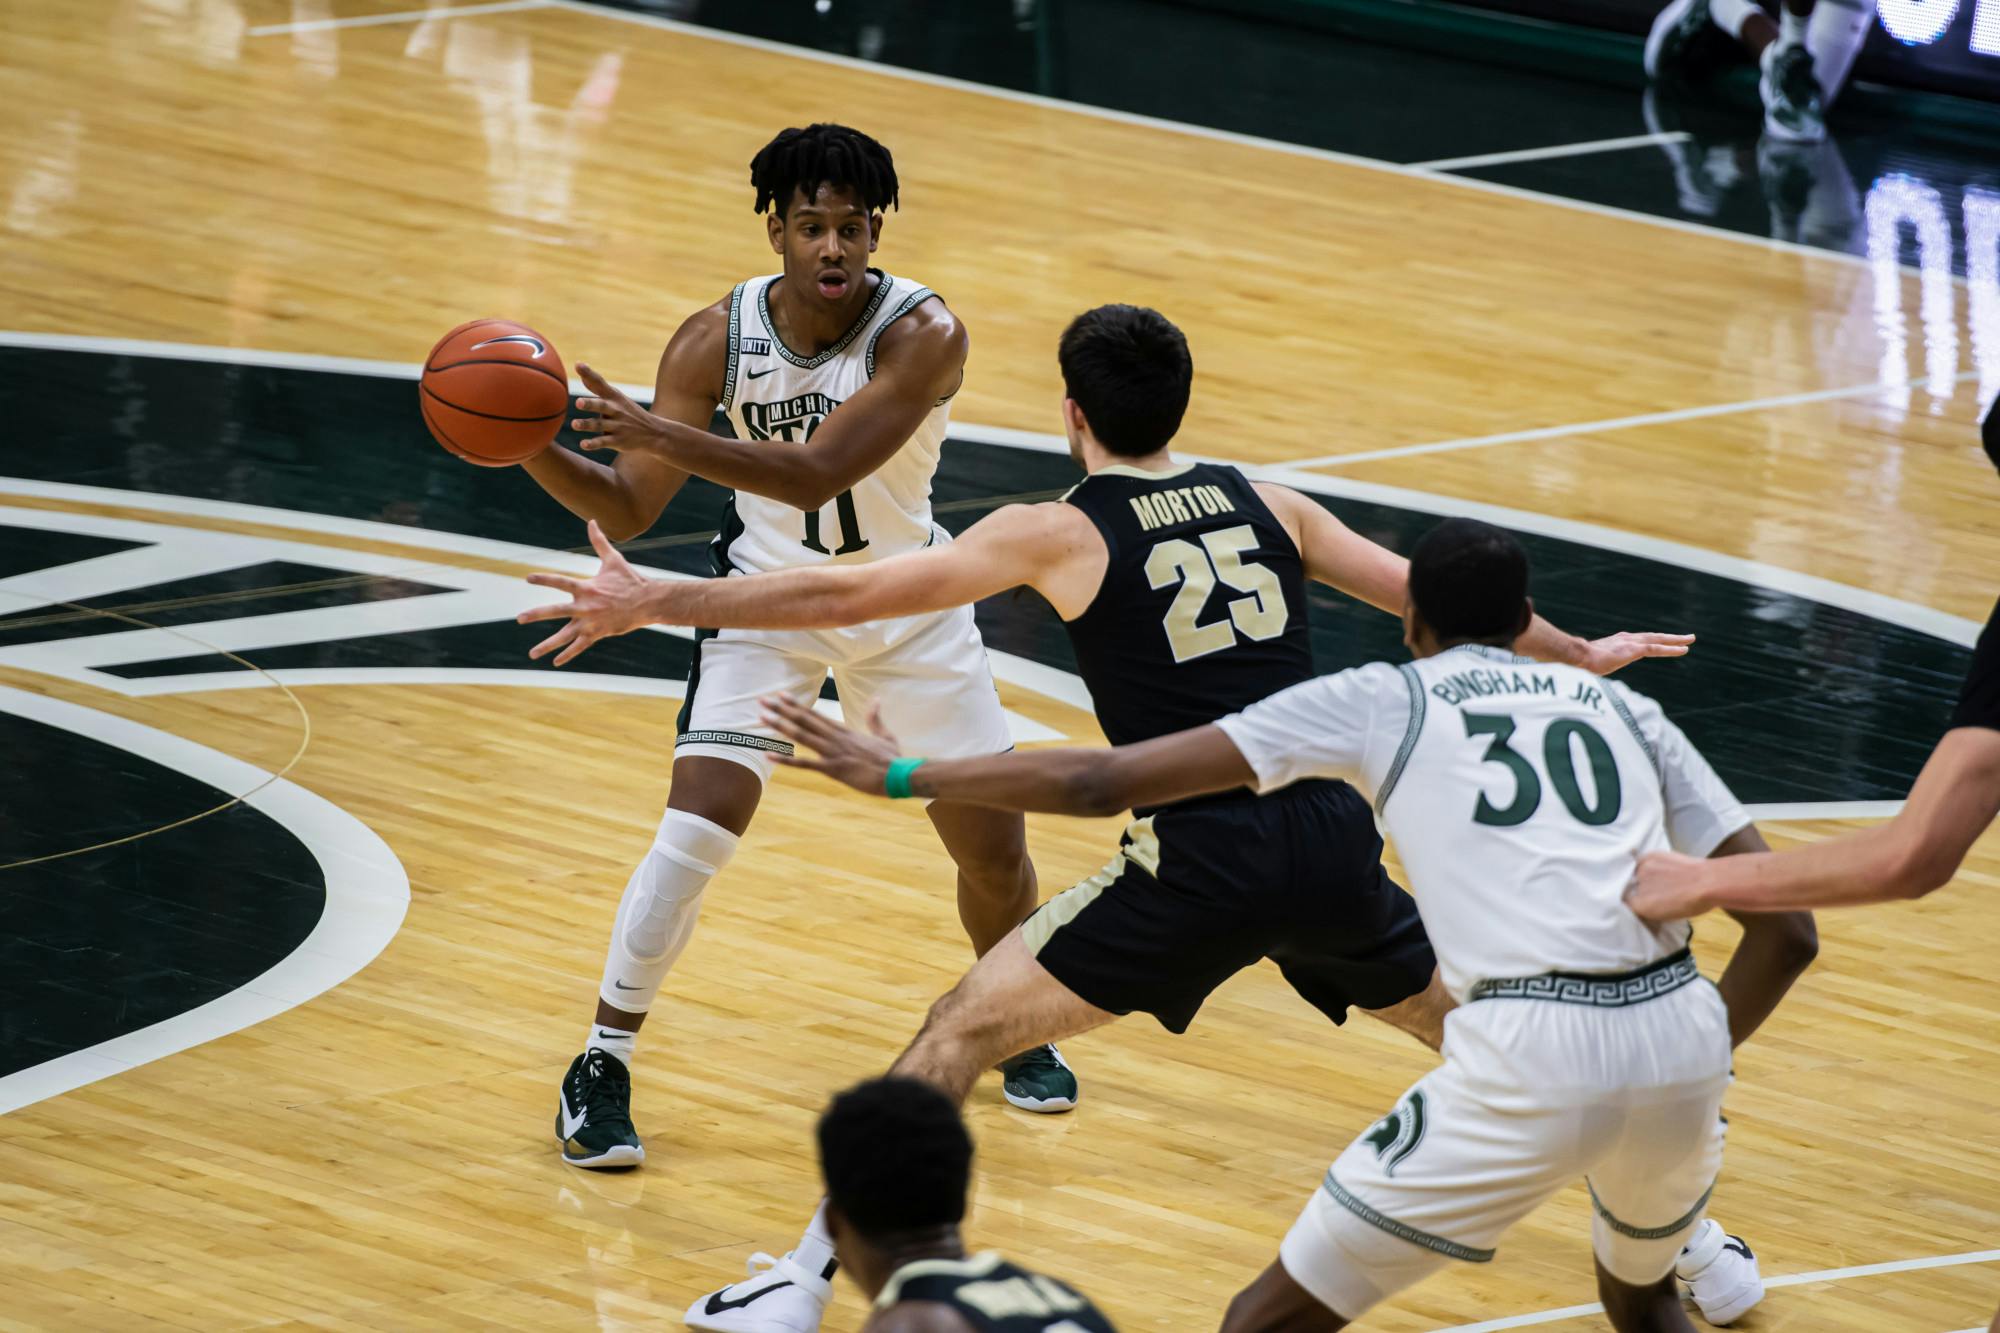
[
  {"left": 1283, "top": 369, "right": 1988, "bottom": 470},
  {"left": 246, "top": 0, "right": 552, "bottom": 37},
  {"left": 1409, "top": 131, "right": 1691, "bottom": 173}
]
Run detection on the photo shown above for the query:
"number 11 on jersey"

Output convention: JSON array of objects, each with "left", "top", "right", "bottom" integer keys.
[{"left": 802, "top": 489, "right": 868, "bottom": 555}]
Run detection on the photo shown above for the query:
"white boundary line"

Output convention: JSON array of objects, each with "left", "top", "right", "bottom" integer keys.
[
  {"left": 245, "top": 0, "right": 551, "bottom": 37},
  {"left": 540, "top": 0, "right": 1946, "bottom": 282},
  {"left": 9, "top": 329, "right": 1972, "bottom": 486},
  {"left": 1280, "top": 370, "right": 1986, "bottom": 469},
  {"left": 0, "top": 685, "right": 410, "bottom": 1115},
  {"left": 1408, "top": 131, "right": 1691, "bottom": 173},
  {"left": 1431, "top": 1247, "right": 2000, "bottom": 1331}
]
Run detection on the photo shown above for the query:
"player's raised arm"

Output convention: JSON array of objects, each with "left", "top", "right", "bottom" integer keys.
[
  {"left": 520, "top": 303, "right": 717, "bottom": 542},
  {"left": 517, "top": 502, "right": 1093, "bottom": 666},
  {"left": 568, "top": 301, "right": 964, "bottom": 513},
  {"left": 1252, "top": 481, "right": 1694, "bottom": 675}
]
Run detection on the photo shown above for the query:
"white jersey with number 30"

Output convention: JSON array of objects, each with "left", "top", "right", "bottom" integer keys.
[
  {"left": 1217, "top": 644, "right": 1748, "bottom": 1002},
  {"left": 715, "top": 269, "right": 952, "bottom": 575}
]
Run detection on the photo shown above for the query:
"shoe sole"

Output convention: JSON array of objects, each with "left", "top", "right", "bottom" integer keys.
[
  {"left": 555, "top": 1107, "right": 646, "bottom": 1168},
  {"left": 1003, "top": 1088, "right": 1078, "bottom": 1114},
  {"left": 1690, "top": 1280, "right": 1764, "bottom": 1325},
  {"left": 1645, "top": 0, "right": 1702, "bottom": 79}
]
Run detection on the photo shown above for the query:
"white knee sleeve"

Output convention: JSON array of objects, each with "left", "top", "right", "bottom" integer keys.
[{"left": 597, "top": 809, "right": 739, "bottom": 1013}]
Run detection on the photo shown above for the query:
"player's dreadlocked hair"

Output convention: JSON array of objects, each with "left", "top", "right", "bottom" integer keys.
[
  {"left": 750, "top": 124, "right": 900, "bottom": 219},
  {"left": 817, "top": 1077, "right": 970, "bottom": 1240}
]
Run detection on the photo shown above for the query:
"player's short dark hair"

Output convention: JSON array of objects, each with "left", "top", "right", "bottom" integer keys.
[
  {"left": 1058, "top": 305, "right": 1193, "bottom": 456},
  {"left": 1407, "top": 518, "right": 1531, "bottom": 643},
  {"left": 818, "top": 1077, "right": 971, "bottom": 1240},
  {"left": 750, "top": 124, "right": 900, "bottom": 219}
]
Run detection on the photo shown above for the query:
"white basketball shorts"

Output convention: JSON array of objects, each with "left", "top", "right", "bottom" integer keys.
[
  {"left": 674, "top": 599, "right": 1013, "bottom": 783},
  {"left": 1278, "top": 959, "right": 1733, "bottom": 1320}
]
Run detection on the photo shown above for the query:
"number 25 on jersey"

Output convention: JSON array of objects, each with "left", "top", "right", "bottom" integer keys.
[{"left": 1145, "top": 524, "right": 1289, "bottom": 663}]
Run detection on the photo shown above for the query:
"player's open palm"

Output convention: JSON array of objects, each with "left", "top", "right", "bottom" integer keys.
[
  {"left": 570, "top": 363, "right": 669, "bottom": 456},
  {"left": 1579, "top": 631, "right": 1696, "bottom": 675},
  {"left": 518, "top": 520, "right": 653, "bottom": 666},
  {"left": 762, "top": 694, "right": 903, "bottom": 796}
]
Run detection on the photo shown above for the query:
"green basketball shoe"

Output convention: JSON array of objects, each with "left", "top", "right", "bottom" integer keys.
[{"left": 999, "top": 1044, "right": 1078, "bottom": 1114}]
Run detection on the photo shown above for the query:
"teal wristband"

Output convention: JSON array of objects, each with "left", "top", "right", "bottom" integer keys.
[{"left": 885, "top": 757, "right": 928, "bottom": 799}]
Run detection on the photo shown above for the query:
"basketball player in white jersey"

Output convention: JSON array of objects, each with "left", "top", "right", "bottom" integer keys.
[
  {"left": 1646, "top": 0, "right": 1878, "bottom": 142},
  {"left": 519, "top": 124, "right": 1069, "bottom": 1171},
  {"left": 751, "top": 518, "right": 1806, "bottom": 1331}
]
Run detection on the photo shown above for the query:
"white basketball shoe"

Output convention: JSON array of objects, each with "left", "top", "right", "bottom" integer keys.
[
  {"left": 684, "top": 1251, "right": 831, "bottom": 1332},
  {"left": 1676, "top": 1218, "right": 1765, "bottom": 1325}
]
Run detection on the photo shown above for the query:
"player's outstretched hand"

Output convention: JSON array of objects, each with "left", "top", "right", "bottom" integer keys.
[
  {"left": 518, "top": 520, "right": 654, "bottom": 666},
  {"left": 571, "top": 363, "right": 670, "bottom": 456},
  {"left": 762, "top": 694, "right": 904, "bottom": 796},
  {"left": 1624, "top": 850, "right": 1713, "bottom": 923},
  {"left": 1578, "top": 632, "right": 1696, "bottom": 675}
]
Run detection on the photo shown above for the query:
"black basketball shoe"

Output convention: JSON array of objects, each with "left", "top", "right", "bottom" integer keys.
[{"left": 556, "top": 1050, "right": 644, "bottom": 1168}]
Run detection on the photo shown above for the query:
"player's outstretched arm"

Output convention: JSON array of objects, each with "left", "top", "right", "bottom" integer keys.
[
  {"left": 1253, "top": 483, "right": 1693, "bottom": 675},
  {"left": 1702, "top": 826, "right": 1819, "bottom": 1048},
  {"left": 761, "top": 694, "right": 1254, "bottom": 818},
  {"left": 521, "top": 304, "right": 716, "bottom": 541},
  {"left": 516, "top": 504, "right": 1079, "bottom": 666},
  {"left": 567, "top": 300, "right": 964, "bottom": 512},
  {"left": 1629, "top": 727, "right": 2000, "bottom": 917}
]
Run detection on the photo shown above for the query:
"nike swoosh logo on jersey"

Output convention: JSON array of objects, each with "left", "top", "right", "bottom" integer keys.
[
  {"left": 745, "top": 367, "right": 778, "bottom": 380},
  {"left": 705, "top": 1281, "right": 793, "bottom": 1314}
]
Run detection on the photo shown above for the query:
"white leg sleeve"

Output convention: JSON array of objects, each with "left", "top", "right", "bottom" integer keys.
[
  {"left": 597, "top": 809, "right": 740, "bottom": 1014},
  {"left": 1807, "top": 0, "right": 1874, "bottom": 106}
]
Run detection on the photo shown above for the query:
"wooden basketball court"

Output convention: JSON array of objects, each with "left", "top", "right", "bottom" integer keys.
[{"left": 2, "top": 2, "right": 1996, "bottom": 1329}]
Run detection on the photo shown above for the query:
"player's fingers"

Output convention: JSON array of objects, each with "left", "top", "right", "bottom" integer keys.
[
  {"left": 554, "top": 633, "right": 595, "bottom": 667},
  {"left": 587, "top": 520, "right": 618, "bottom": 563},
  {"left": 524, "top": 572, "right": 584, "bottom": 596},
  {"left": 577, "top": 363, "right": 630, "bottom": 405},
  {"left": 1637, "top": 632, "right": 1696, "bottom": 646},
  {"left": 516, "top": 601, "right": 573, "bottom": 625},
  {"left": 1641, "top": 643, "right": 1691, "bottom": 657},
  {"left": 529, "top": 623, "right": 577, "bottom": 660}
]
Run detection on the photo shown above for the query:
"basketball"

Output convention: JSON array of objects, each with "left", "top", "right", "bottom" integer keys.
[{"left": 418, "top": 319, "right": 568, "bottom": 466}]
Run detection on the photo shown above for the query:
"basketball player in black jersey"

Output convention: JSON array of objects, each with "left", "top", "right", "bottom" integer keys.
[
  {"left": 520, "top": 305, "right": 1796, "bottom": 1329},
  {"left": 816, "top": 1077, "right": 1114, "bottom": 1332}
]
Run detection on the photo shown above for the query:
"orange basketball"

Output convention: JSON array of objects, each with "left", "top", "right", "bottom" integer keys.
[{"left": 418, "top": 319, "right": 568, "bottom": 466}]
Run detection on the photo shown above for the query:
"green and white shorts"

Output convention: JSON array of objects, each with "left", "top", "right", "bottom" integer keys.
[{"left": 1279, "top": 954, "right": 1733, "bottom": 1320}]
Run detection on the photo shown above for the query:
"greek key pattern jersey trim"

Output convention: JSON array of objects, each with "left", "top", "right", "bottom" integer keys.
[
  {"left": 1376, "top": 663, "right": 1428, "bottom": 815},
  {"left": 864, "top": 286, "right": 937, "bottom": 378},
  {"left": 1321, "top": 1173, "right": 1496, "bottom": 1263},
  {"left": 1606, "top": 684, "right": 1660, "bottom": 777},
  {"left": 1589, "top": 1179, "right": 1716, "bottom": 1240},
  {"left": 675, "top": 729, "right": 794, "bottom": 756},
  {"left": 720, "top": 282, "right": 747, "bottom": 411},
  {"left": 760, "top": 271, "right": 893, "bottom": 369},
  {"left": 1466, "top": 948, "right": 1699, "bottom": 1007}
]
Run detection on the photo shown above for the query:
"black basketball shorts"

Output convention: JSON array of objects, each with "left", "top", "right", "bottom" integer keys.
[{"left": 1021, "top": 779, "right": 1436, "bottom": 1034}]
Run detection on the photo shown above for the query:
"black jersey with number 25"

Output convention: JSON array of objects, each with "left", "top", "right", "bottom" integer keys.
[
  {"left": 875, "top": 1252, "right": 1116, "bottom": 1331},
  {"left": 1062, "top": 462, "right": 1311, "bottom": 747}
]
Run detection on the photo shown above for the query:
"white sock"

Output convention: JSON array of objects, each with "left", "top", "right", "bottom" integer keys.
[
  {"left": 1806, "top": 0, "right": 1872, "bottom": 106},
  {"left": 793, "top": 1199, "right": 839, "bottom": 1281},
  {"left": 585, "top": 1025, "right": 636, "bottom": 1069},
  {"left": 1709, "top": 0, "right": 1763, "bottom": 39},
  {"left": 1779, "top": 6, "right": 1809, "bottom": 45}
]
